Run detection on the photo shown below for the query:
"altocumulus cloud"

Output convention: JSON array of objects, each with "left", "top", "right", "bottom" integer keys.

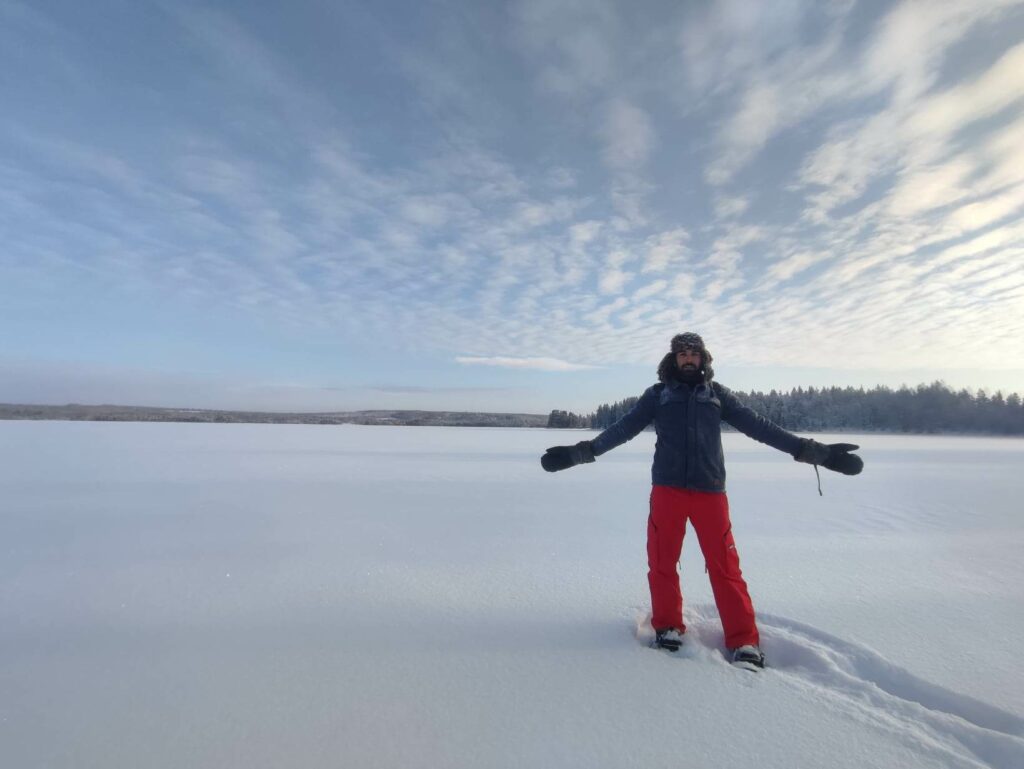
[{"left": 2, "top": 0, "right": 1023, "bottom": 405}]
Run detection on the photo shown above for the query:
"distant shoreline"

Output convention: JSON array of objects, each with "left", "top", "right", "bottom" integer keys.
[
  {"left": 0, "top": 403, "right": 548, "bottom": 428},
  {"left": 2, "top": 403, "right": 1022, "bottom": 438}
]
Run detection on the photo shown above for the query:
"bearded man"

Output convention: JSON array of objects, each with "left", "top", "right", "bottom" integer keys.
[{"left": 541, "top": 333, "right": 862, "bottom": 670}]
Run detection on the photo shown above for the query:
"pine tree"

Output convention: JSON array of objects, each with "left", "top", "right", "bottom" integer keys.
[{"left": 571, "top": 382, "right": 1024, "bottom": 435}]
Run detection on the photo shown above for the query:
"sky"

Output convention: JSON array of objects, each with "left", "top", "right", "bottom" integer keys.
[{"left": 1, "top": 0, "right": 1023, "bottom": 414}]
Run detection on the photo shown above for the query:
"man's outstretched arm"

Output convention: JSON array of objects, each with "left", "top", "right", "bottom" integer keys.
[
  {"left": 719, "top": 385, "right": 862, "bottom": 476},
  {"left": 541, "top": 386, "right": 657, "bottom": 473}
]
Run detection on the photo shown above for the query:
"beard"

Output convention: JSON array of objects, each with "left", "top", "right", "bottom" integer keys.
[{"left": 676, "top": 364, "right": 702, "bottom": 385}]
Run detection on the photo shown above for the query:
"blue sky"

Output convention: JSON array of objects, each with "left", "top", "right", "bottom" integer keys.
[{"left": 2, "top": 0, "right": 1023, "bottom": 414}]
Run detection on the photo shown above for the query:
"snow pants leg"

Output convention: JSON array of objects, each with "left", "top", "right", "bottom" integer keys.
[{"left": 647, "top": 485, "right": 760, "bottom": 648}]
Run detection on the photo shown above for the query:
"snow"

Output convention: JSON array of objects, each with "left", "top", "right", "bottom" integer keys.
[{"left": 1, "top": 421, "right": 1023, "bottom": 768}]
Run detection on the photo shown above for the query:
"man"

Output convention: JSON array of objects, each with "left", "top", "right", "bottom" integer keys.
[{"left": 540, "top": 332, "right": 862, "bottom": 670}]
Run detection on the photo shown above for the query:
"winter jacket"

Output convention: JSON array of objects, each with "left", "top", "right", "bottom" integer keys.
[{"left": 590, "top": 380, "right": 803, "bottom": 493}]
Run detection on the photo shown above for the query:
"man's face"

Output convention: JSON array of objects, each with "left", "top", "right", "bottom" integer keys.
[{"left": 675, "top": 348, "right": 702, "bottom": 372}]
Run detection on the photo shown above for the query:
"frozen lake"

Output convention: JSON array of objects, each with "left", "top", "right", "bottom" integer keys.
[{"left": 2, "top": 422, "right": 1023, "bottom": 768}]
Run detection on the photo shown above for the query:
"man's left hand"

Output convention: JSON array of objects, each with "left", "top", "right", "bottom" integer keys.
[{"left": 795, "top": 439, "right": 863, "bottom": 475}]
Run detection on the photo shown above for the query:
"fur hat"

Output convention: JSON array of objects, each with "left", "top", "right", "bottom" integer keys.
[
  {"left": 670, "top": 332, "right": 708, "bottom": 355},
  {"left": 658, "top": 332, "right": 715, "bottom": 383}
]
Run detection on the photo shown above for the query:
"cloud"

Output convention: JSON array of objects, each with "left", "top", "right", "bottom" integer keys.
[
  {"left": 596, "top": 99, "right": 657, "bottom": 229},
  {"left": 400, "top": 197, "right": 453, "bottom": 228},
  {"left": 668, "top": 274, "right": 696, "bottom": 300},
  {"left": 4, "top": 0, "right": 1024, "bottom": 406},
  {"left": 600, "top": 99, "right": 655, "bottom": 170},
  {"left": 706, "top": 82, "right": 784, "bottom": 186},
  {"left": 947, "top": 185, "right": 1024, "bottom": 234},
  {"left": 632, "top": 280, "right": 667, "bottom": 302},
  {"left": 643, "top": 228, "right": 690, "bottom": 273},
  {"left": 715, "top": 195, "right": 750, "bottom": 219},
  {"left": 885, "top": 159, "right": 974, "bottom": 219},
  {"left": 546, "top": 167, "right": 578, "bottom": 189},
  {"left": 765, "top": 250, "right": 830, "bottom": 283},
  {"left": 690, "top": 1, "right": 852, "bottom": 186},
  {"left": 592, "top": 296, "right": 628, "bottom": 324},
  {"left": 569, "top": 220, "right": 602, "bottom": 247},
  {"left": 799, "top": 41, "right": 1024, "bottom": 224},
  {"left": 905, "top": 42, "right": 1024, "bottom": 137},
  {"left": 860, "top": 0, "right": 1022, "bottom": 103},
  {"left": 455, "top": 356, "right": 600, "bottom": 371},
  {"left": 511, "top": 0, "right": 616, "bottom": 97},
  {"left": 699, "top": 1, "right": 1024, "bottom": 187},
  {"left": 598, "top": 268, "right": 630, "bottom": 295},
  {"left": 679, "top": 0, "right": 826, "bottom": 96}
]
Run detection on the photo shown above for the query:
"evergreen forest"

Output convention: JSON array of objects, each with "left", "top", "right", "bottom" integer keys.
[{"left": 547, "top": 382, "right": 1024, "bottom": 435}]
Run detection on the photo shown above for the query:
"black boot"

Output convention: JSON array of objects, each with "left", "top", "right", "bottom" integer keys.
[
  {"left": 654, "top": 628, "right": 684, "bottom": 652},
  {"left": 731, "top": 645, "right": 765, "bottom": 671}
]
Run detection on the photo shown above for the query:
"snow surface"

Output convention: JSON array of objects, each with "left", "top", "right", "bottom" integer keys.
[{"left": 2, "top": 422, "right": 1023, "bottom": 768}]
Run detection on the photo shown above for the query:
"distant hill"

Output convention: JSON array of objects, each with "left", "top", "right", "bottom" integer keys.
[{"left": 0, "top": 403, "right": 548, "bottom": 428}]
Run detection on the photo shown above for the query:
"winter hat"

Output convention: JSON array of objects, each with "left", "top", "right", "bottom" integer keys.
[
  {"left": 671, "top": 332, "right": 707, "bottom": 355},
  {"left": 658, "top": 332, "right": 715, "bottom": 383}
]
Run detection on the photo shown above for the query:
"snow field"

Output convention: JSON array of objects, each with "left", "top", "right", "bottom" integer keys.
[{"left": 1, "top": 422, "right": 1022, "bottom": 768}]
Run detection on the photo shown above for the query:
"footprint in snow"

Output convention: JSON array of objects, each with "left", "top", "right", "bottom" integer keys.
[{"left": 634, "top": 605, "right": 1024, "bottom": 769}]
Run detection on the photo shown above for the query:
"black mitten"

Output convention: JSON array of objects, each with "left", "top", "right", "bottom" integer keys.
[
  {"left": 541, "top": 440, "right": 596, "bottom": 472},
  {"left": 824, "top": 442, "right": 863, "bottom": 475},
  {"left": 794, "top": 439, "right": 863, "bottom": 476}
]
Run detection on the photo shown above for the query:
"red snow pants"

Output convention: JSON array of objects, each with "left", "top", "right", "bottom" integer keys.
[{"left": 647, "top": 485, "right": 759, "bottom": 649}]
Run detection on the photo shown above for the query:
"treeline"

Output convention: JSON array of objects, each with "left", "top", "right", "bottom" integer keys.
[
  {"left": 545, "top": 409, "right": 592, "bottom": 428},
  {"left": 1, "top": 404, "right": 548, "bottom": 428},
  {"left": 731, "top": 382, "right": 1024, "bottom": 434},
  {"left": 554, "top": 382, "right": 1024, "bottom": 435}
]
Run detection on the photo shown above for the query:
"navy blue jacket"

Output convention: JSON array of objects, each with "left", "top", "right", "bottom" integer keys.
[{"left": 590, "top": 380, "right": 803, "bottom": 493}]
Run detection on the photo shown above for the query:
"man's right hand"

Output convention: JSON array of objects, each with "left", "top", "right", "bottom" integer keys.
[{"left": 541, "top": 441, "right": 596, "bottom": 472}]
